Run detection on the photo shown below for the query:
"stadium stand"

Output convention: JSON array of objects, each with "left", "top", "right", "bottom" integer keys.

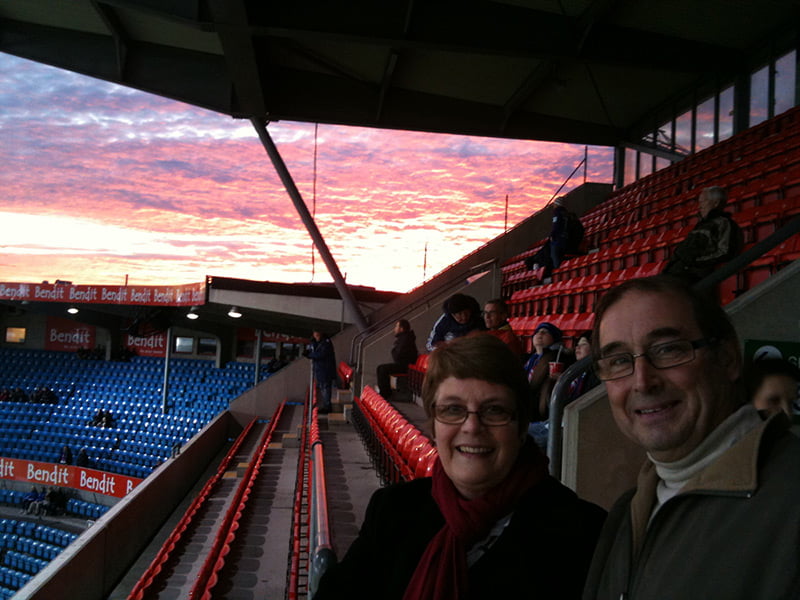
[
  {"left": 2, "top": 5, "right": 800, "bottom": 600},
  {"left": 0, "top": 349, "right": 270, "bottom": 478},
  {"left": 502, "top": 104, "right": 800, "bottom": 344}
]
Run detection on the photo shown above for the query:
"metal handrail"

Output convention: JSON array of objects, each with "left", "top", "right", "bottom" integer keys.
[
  {"left": 307, "top": 440, "right": 336, "bottom": 598},
  {"left": 348, "top": 258, "right": 499, "bottom": 372},
  {"left": 546, "top": 356, "right": 591, "bottom": 476},
  {"left": 347, "top": 152, "right": 595, "bottom": 372}
]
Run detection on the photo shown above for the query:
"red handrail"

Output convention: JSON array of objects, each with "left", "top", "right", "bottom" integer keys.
[
  {"left": 126, "top": 417, "right": 258, "bottom": 600},
  {"left": 190, "top": 402, "right": 286, "bottom": 600}
]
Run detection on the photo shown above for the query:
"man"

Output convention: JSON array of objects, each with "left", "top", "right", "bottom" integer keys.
[
  {"left": 426, "top": 293, "right": 484, "bottom": 351},
  {"left": 525, "top": 197, "right": 585, "bottom": 282},
  {"left": 482, "top": 298, "right": 523, "bottom": 358},
  {"left": 663, "top": 186, "right": 743, "bottom": 283},
  {"left": 583, "top": 275, "right": 800, "bottom": 600},
  {"left": 376, "top": 319, "right": 418, "bottom": 399},
  {"left": 305, "top": 329, "right": 337, "bottom": 414}
]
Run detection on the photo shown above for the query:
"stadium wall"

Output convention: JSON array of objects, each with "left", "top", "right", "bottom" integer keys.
[{"left": 15, "top": 411, "right": 237, "bottom": 600}]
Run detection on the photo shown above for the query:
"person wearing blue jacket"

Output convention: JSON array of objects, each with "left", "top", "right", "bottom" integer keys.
[
  {"left": 426, "top": 293, "right": 484, "bottom": 352},
  {"left": 306, "top": 330, "right": 337, "bottom": 413}
]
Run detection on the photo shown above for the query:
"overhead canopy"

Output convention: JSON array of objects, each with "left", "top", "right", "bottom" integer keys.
[{"left": 2, "top": 0, "right": 798, "bottom": 147}]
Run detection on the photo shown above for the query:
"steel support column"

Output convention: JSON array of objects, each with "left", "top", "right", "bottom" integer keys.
[{"left": 250, "top": 118, "right": 369, "bottom": 332}]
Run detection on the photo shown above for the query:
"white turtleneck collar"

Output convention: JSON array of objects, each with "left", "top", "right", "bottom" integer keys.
[{"left": 649, "top": 404, "right": 763, "bottom": 518}]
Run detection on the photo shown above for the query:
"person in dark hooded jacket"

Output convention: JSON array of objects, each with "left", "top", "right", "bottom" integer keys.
[{"left": 426, "top": 293, "right": 484, "bottom": 351}]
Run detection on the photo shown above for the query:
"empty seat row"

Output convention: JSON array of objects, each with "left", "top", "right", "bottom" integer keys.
[
  {"left": 66, "top": 498, "right": 109, "bottom": 520},
  {"left": 354, "top": 386, "right": 436, "bottom": 485}
]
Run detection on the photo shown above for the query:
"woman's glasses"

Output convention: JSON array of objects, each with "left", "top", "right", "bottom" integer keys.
[{"left": 433, "top": 404, "right": 516, "bottom": 426}]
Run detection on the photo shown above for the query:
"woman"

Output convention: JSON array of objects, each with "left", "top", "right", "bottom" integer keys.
[
  {"left": 566, "top": 331, "right": 601, "bottom": 403},
  {"left": 524, "top": 321, "right": 574, "bottom": 421},
  {"left": 314, "top": 335, "right": 605, "bottom": 600},
  {"left": 376, "top": 319, "right": 419, "bottom": 399}
]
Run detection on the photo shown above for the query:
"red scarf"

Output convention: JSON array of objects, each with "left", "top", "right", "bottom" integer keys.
[{"left": 402, "top": 440, "right": 548, "bottom": 600}]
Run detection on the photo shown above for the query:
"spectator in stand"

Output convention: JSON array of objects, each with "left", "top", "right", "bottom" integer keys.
[
  {"left": 745, "top": 358, "right": 800, "bottom": 418},
  {"left": 305, "top": 330, "right": 337, "bottom": 414},
  {"left": 314, "top": 334, "right": 605, "bottom": 600},
  {"left": 525, "top": 197, "right": 585, "bottom": 283},
  {"left": 31, "top": 385, "right": 58, "bottom": 404},
  {"left": 46, "top": 488, "right": 67, "bottom": 516},
  {"left": 525, "top": 322, "right": 574, "bottom": 420},
  {"left": 0, "top": 388, "right": 9, "bottom": 402},
  {"left": 525, "top": 322, "right": 574, "bottom": 449},
  {"left": 21, "top": 487, "right": 40, "bottom": 514},
  {"left": 481, "top": 298, "right": 523, "bottom": 359},
  {"left": 11, "top": 387, "right": 28, "bottom": 402},
  {"left": 90, "top": 409, "right": 103, "bottom": 426},
  {"left": 59, "top": 445, "right": 73, "bottom": 465},
  {"left": 426, "top": 293, "right": 484, "bottom": 351},
  {"left": 38, "top": 488, "right": 60, "bottom": 516},
  {"left": 376, "top": 319, "right": 419, "bottom": 399},
  {"left": 101, "top": 410, "right": 115, "bottom": 428},
  {"left": 566, "top": 332, "right": 601, "bottom": 403},
  {"left": 76, "top": 448, "right": 90, "bottom": 468},
  {"left": 663, "top": 186, "right": 743, "bottom": 284},
  {"left": 26, "top": 489, "right": 47, "bottom": 515},
  {"left": 583, "top": 275, "right": 800, "bottom": 600}
]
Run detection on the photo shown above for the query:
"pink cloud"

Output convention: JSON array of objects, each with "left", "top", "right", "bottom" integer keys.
[{"left": 0, "top": 54, "right": 614, "bottom": 293}]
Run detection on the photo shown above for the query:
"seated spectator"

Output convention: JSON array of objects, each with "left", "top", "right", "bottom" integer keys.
[
  {"left": 11, "top": 387, "right": 29, "bottom": 402},
  {"left": 663, "top": 186, "right": 743, "bottom": 284},
  {"left": 525, "top": 322, "right": 574, "bottom": 449},
  {"left": 31, "top": 385, "right": 58, "bottom": 404},
  {"left": 480, "top": 298, "right": 523, "bottom": 358},
  {"left": 524, "top": 322, "right": 574, "bottom": 420},
  {"left": 745, "top": 358, "right": 800, "bottom": 418},
  {"left": 566, "top": 332, "right": 601, "bottom": 403},
  {"left": 46, "top": 488, "right": 67, "bottom": 516},
  {"left": 90, "top": 409, "right": 104, "bottom": 426},
  {"left": 0, "top": 388, "right": 9, "bottom": 402},
  {"left": 376, "top": 319, "right": 419, "bottom": 399},
  {"left": 76, "top": 448, "right": 90, "bottom": 468},
  {"left": 59, "top": 445, "right": 73, "bottom": 465},
  {"left": 21, "top": 487, "right": 40, "bottom": 513},
  {"left": 101, "top": 410, "right": 115, "bottom": 428},
  {"left": 525, "top": 197, "right": 585, "bottom": 282},
  {"left": 426, "top": 293, "right": 484, "bottom": 351},
  {"left": 39, "top": 488, "right": 59, "bottom": 516},
  {"left": 26, "top": 489, "right": 47, "bottom": 515}
]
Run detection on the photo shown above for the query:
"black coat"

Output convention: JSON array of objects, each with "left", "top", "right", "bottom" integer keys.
[
  {"left": 391, "top": 330, "right": 419, "bottom": 367},
  {"left": 314, "top": 471, "right": 606, "bottom": 600}
]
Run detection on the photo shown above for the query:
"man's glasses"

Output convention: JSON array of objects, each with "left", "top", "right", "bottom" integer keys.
[
  {"left": 594, "top": 338, "right": 714, "bottom": 381},
  {"left": 433, "top": 404, "right": 516, "bottom": 426}
]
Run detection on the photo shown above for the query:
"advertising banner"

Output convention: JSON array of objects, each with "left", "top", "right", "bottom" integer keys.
[
  {"left": 0, "top": 457, "right": 142, "bottom": 498},
  {"left": 0, "top": 281, "right": 206, "bottom": 307},
  {"left": 44, "top": 317, "right": 96, "bottom": 352},
  {"left": 124, "top": 332, "right": 167, "bottom": 358}
]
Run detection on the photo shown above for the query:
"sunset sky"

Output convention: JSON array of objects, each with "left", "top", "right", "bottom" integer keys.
[{"left": 1, "top": 52, "right": 615, "bottom": 293}]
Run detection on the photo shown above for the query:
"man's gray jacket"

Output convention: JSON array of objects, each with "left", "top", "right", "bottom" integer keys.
[{"left": 583, "top": 412, "right": 800, "bottom": 600}]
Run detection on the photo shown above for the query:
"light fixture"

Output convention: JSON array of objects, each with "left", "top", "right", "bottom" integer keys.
[
  {"left": 67, "top": 307, "right": 79, "bottom": 315},
  {"left": 186, "top": 307, "right": 199, "bottom": 320},
  {"left": 227, "top": 306, "right": 242, "bottom": 319}
]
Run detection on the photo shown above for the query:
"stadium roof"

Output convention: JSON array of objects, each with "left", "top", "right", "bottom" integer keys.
[{"left": 2, "top": 0, "right": 799, "bottom": 148}]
